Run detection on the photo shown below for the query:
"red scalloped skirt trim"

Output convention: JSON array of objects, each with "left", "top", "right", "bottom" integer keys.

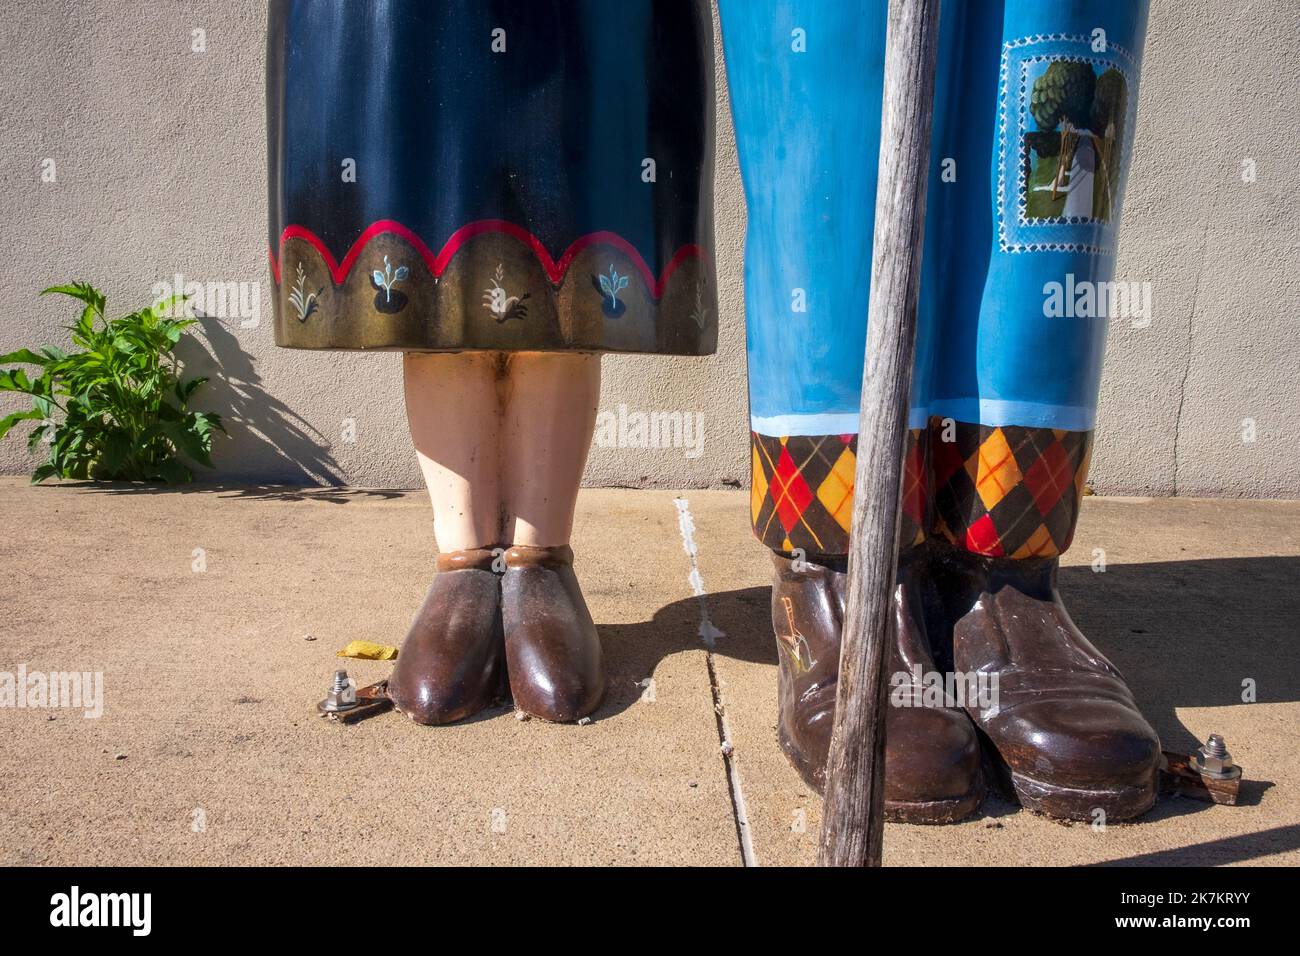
[{"left": 268, "top": 219, "right": 706, "bottom": 300}]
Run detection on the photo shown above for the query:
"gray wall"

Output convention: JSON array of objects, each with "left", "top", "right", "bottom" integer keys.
[{"left": 1, "top": 1, "right": 1296, "bottom": 496}]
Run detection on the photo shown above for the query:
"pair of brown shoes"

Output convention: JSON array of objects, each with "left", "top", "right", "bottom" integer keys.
[
  {"left": 387, "top": 545, "right": 604, "bottom": 724},
  {"left": 773, "top": 544, "right": 1161, "bottom": 823}
]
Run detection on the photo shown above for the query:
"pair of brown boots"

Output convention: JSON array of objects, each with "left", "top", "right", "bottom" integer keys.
[
  {"left": 773, "top": 545, "right": 1161, "bottom": 823},
  {"left": 388, "top": 545, "right": 604, "bottom": 724}
]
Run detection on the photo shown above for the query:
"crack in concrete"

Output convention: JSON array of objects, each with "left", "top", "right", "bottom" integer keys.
[
  {"left": 704, "top": 644, "right": 757, "bottom": 867},
  {"left": 672, "top": 496, "right": 757, "bottom": 867}
]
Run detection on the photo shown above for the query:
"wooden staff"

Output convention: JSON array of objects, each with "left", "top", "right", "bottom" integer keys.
[{"left": 817, "top": 0, "right": 941, "bottom": 868}]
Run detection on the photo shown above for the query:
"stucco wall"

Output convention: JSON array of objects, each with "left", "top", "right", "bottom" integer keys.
[{"left": 1, "top": 1, "right": 1296, "bottom": 496}]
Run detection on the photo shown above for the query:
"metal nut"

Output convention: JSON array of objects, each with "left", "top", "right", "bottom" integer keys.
[
  {"left": 1191, "top": 733, "right": 1240, "bottom": 780},
  {"left": 318, "top": 670, "right": 358, "bottom": 714}
]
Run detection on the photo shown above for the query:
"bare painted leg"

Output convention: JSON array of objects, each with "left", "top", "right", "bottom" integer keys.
[{"left": 498, "top": 351, "right": 604, "bottom": 721}]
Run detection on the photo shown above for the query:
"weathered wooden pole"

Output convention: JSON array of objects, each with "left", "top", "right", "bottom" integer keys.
[{"left": 817, "top": 0, "right": 941, "bottom": 867}]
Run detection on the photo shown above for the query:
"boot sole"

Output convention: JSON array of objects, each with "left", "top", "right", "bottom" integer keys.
[
  {"left": 510, "top": 696, "right": 603, "bottom": 724},
  {"left": 1008, "top": 769, "right": 1156, "bottom": 822},
  {"left": 985, "top": 752, "right": 1156, "bottom": 822},
  {"left": 390, "top": 690, "right": 496, "bottom": 726},
  {"left": 508, "top": 675, "right": 605, "bottom": 724},
  {"left": 388, "top": 659, "right": 508, "bottom": 726},
  {"left": 778, "top": 729, "right": 984, "bottom": 825},
  {"left": 885, "top": 784, "right": 986, "bottom": 825}
]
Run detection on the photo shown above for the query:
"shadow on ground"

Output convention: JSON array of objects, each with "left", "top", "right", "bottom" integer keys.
[
  {"left": 598, "top": 555, "right": 1298, "bottom": 846},
  {"left": 602, "top": 556, "right": 1300, "bottom": 728},
  {"left": 52, "top": 482, "right": 405, "bottom": 503},
  {"left": 1059, "top": 556, "right": 1300, "bottom": 757},
  {"left": 1091, "top": 825, "right": 1300, "bottom": 866}
]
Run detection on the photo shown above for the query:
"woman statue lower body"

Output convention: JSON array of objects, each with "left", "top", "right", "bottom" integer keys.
[{"left": 267, "top": 0, "right": 716, "bottom": 724}]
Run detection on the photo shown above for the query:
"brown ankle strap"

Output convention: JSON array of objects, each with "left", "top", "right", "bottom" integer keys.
[
  {"left": 504, "top": 544, "right": 573, "bottom": 569},
  {"left": 436, "top": 547, "right": 501, "bottom": 573}
]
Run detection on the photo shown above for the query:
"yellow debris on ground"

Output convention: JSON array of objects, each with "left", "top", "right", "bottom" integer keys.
[{"left": 335, "top": 640, "right": 398, "bottom": 661}]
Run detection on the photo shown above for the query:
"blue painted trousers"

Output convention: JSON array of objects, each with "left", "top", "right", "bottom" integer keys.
[{"left": 721, "top": 0, "right": 1149, "bottom": 559}]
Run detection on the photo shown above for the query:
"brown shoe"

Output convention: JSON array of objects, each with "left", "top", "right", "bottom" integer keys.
[
  {"left": 772, "top": 551, "right": 984, "bottom": 824},
  {"left": 930, "top": 544, "right": 1160, "bottom": 821},
  {"left": 388, "top": 547, "right": 505, "bottom": 725},
  {"left": 501, "top": 545, "right": 604, "bottom": 722}
]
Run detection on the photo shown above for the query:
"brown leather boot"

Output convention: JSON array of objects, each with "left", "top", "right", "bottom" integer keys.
[
  {"left": 388, "top": 547, "right": 505, "bottom": 725},
  {"left": 773, "top": 551, "right": 984, "bottom": 824},
  {"left": 929, "top": 544, "right": 1161, "bottom": 821},
  {"left": 501, "top": 545, "right": 604, "bottom": 722}
]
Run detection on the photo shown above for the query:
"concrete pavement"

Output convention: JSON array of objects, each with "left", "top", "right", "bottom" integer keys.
[{"left": 1, "top": 479, "right": 1296, "bottom": 865}]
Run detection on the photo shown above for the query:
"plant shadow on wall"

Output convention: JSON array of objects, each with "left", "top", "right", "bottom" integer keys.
[{"left": 175, "top": 307, "right": 350, "bottom": 491}]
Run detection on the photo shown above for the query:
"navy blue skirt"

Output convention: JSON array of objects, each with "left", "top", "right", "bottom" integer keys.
[{"left": 267, "top": 0, "right": 716, "bottom": 354}]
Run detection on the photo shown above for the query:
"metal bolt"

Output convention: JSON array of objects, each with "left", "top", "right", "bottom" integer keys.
[
  {"left": 1191, "top": 733, "right": 1240, "bottom": 780},
  {"left": 318, "top": 670, "right": 358, "bottom": 714}
]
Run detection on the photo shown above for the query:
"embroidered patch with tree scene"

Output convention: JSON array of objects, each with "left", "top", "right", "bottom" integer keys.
[{"left": 997, "top": 35, "right": 1139, "bottom": 255}]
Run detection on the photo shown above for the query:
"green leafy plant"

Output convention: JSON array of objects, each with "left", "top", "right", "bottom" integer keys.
[{"left": 0, "top": 283, "right": 225, "bottom": 483}]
